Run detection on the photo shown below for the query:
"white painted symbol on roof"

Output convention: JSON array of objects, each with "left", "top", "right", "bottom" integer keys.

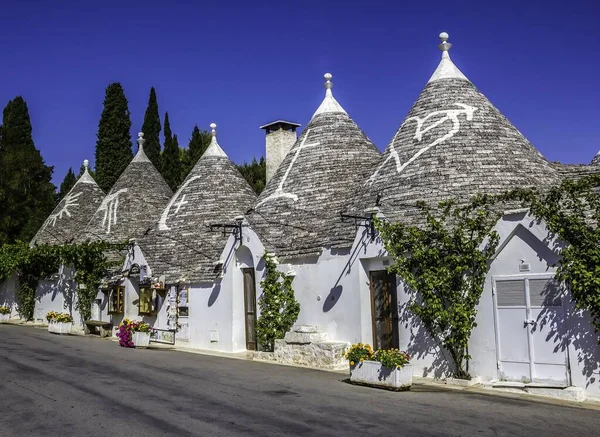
[
  {"left": 367, "top": 103, "right": 477, "bottom": 185},
  {"left": 43, "top": 191, "right": 83, "bottom": 229},
  {"left": 98, "top": 188, "right": 128, "bottom": 234},
  {"left": 255, "top": 129, "right": 320, "bottom": 208},
  {"left": 158, "top": 176, "right": 201, "bottom": 231}
]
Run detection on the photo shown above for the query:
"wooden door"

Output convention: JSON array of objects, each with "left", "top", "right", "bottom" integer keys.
[
  {"left": 370, "top": 270, "right": 399, "bottom": 350},
  {"left": 242, "top": 268, "right": 257, "bottom": 350}
]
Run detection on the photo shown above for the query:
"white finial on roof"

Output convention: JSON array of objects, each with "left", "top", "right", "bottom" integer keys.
[
  {"left": 203, "top": 122, "right": 227, "bottom": 157},
  {"left": 428, "top": 31, "right": 469, "bottom": 83},
  {"left": 78, "top": 158, "right": 96, "bottom": 184},
  {"left": 132, "top": 131, "right": 151, "bottom": 162},
  {"left": 312, "top": 72, "right": 348, "bottom": 118}
]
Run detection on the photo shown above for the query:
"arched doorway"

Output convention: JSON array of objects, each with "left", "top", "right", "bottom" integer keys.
[{"left": 237, "top": 246, "right": 257, "bottom": 350}]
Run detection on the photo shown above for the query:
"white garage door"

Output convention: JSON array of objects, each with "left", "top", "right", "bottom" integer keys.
[{"left": 493, "top": 275, "right": 569, "bottom": 386}]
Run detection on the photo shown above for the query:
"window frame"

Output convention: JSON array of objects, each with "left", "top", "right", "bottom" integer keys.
[{"left": 108, "top": 286, "right": 124, "bottom": 315}]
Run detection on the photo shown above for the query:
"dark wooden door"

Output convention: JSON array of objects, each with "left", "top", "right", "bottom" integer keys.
[
  {"left": 370, "top": 270, "right": 399, "bottom": 350},
  {"left": 242, "top": 268, "right": 257, "bottom": 350}
]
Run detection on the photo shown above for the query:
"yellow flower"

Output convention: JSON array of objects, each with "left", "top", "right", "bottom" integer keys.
[
  {"left": 350, "top": 361, "right": 355, "bottom": 366},
  {"left": 359, "top": 358, "right": 364, "bottom": 362}
]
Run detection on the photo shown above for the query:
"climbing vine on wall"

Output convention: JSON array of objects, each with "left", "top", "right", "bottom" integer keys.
[
  {"left": 0, "top": 241, "right": 126, "bottom": 321},
  {"left": 256, "top": 253, "right": 300, "bottom": 352},
  {"left": 376, "top": 196, "right": 504, "bottom": 379}
]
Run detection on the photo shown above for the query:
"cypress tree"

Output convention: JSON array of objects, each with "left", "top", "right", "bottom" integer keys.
[
  {"left": 0, "top": 97, "right": 56, "bottom": 245},
  {"left": 58, "top": 167, "right": 76, "bottom": 201},
  {"left": 236, "top": 157, "right": 266, "bottom": 194},
  {"left": 141, "top": 86, "right": 161, "bottom": 171},
  {"left": 181, "top": 125, "right": 211, "bottom": 180},
  {"left": 161, "top": 112, "right": 181, "bottom": 190},
  {"left": 94, "top": 83, "right": 133, "bottom": 192}
]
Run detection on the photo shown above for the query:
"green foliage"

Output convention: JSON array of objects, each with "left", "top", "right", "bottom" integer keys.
[
  {"left": 0, "top": 97, "right": 56, "bottom": 245},
  {"left": 161, "top": 112, "right": 181, "bottom": 191},
  {"left": 141, "top": 87, "right": 162, "bottom": 171},
  {"left": 236, "top": 157, "right": 266, "bottom": 194},
  {"left": 181, "top": 125, "right": 211, "bottom": 180},
  {"left": 0, "top": 241, "right": 125, "bottom": 321},
  {"left": 58, "top": 168, "right": 76, "bottom": 201},
  {"left": 373, "top": 349, "right": 411, "bottom": 369},
  {"left": 345, "top": 343, "right": 374, "bottom": 364},
  {"left": 376, "top": 197, "right": 502, "bottom": 379},
  {"left": 256, "top": 253, "right": 300, "bottom": 351},
  {"left": 527, "top": 174, "right": 600, "bottom": 334},
  {"left": 94, "top": 83, "right": 133, "bottom": 192},
  {"left": 0, "top": 306, "right": 10, "bottom": 315}
]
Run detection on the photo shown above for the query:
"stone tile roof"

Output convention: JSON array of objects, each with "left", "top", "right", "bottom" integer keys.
[
  {"left": 31, "top": 161, "right": 105, "bottom": 246},
  {"left": 247, "top": 74, "right": 382, "bottom": 259},
  {"left": 349, "top": 33, "right": 560, "bottom": 225},
  {"left": 551, "top": 162, "right": 600, "bottom": 181},
  {"left": 139, "top": 126, "right": 257, "bottom": 283},
  {"left": 82, "top": 134, "right": 173, "bottom": 244}
]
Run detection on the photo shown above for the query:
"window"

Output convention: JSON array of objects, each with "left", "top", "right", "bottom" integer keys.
[
  {"left": 108, "top": 286, "right": 124, "bottom": 314},
  {"left": 138, "top": 287, "right": 156, "bottom": 316},
  {"left": 178, "top": 288, "right": 189, "bottom": 317}
]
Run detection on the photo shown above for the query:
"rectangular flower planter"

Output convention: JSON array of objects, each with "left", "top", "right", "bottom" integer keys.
[
  {"left": 350, "top": 360, "right": 413, "bottom": 390},
  {"left": 0, "top": 314, "right": 9, "bottom": 323},
  {"left": 132, "top": 331, "right": 150, "bottom": 348},
  {"left": 48, "top": 322, "right": 72, "bottom": 335}
]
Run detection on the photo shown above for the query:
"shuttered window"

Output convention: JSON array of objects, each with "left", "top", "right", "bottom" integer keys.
[
  {"left": 529, "top": 279, "right": 562, "bottom": 307},
  {"left": 496, "top": 280, "right": 526, "bottom": 306}
]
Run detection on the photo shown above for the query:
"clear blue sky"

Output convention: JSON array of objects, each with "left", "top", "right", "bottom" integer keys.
[{"left": 1, "top": 0, "right": 598, "bottom": 186}]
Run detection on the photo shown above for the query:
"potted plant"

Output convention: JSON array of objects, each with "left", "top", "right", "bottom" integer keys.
[
  {"left": 0, "top": 305, "right": 10, "bottom": 323},
  {"left": 116, "top": 319, "right": 151, "bottom": 348},
  {"left": 46, "top": 311, "right": 59, "bottom": 333},
  {"left": 346, "top": 343, "right": 413, "bottom": 390},
  {"left": 54, "top": 313, "right": 73, "bottom": 335}
]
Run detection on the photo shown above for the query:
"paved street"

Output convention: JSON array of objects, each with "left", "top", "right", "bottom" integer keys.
[{"left": 1, "top": 325, "right": 599, "bottom": 437}]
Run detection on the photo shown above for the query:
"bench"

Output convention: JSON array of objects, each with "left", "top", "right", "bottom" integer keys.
[{"left": 84, "top": 320, "right": 112, "bottom": 338}]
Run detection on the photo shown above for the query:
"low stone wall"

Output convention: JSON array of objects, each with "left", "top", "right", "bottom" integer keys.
[{"left": 253, "top": 325, "right": 349, "bottom": 371}]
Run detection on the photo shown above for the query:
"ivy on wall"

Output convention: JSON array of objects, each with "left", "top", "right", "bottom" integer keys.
[{"left": 256, "top": 253, "right": 300, "bottom": 352}]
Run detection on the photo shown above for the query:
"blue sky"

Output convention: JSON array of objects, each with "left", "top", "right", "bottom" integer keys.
[{"left": 0, "top": 0, "right": 598, "bottom": 185}]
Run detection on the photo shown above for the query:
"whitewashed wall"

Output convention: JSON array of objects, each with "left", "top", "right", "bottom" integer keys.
[{"left": 0, "top": 273, "right": 18, "bottom": 318}]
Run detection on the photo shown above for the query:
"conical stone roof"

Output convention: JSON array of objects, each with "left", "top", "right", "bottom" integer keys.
[
  {"left": 82, "top": 133, "right": 173, "bottom": 244},
  {"left": 31, "top": 160, "right": 105, "bottom": 246},
  {"left": 140, "top": 124, "right": 257, "bottom": 283},
  {"left": 351, "top": 33, "right": 560, "bottom": 223},
  {"left": 248, "top": 74, "right": 382, "bottom": 259}
]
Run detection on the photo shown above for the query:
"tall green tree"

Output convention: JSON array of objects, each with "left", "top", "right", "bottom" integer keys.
[
  {"left": 181, "top": 125, "right": 211, "bottom": 180},
  {"left": 141, "top": 87, "right": 161, "bottom": 171},
  {"left": 0, "top": 97, "right": 56, "bottom": 245},
  {"left": 161, "top": 112, "right": 181, "bottom": 190},
  {"left": 236, "top": 157, "right": 266, "bottom": 194},
  {"left": 58, "top": 168, "right": 76, "bottom": 201},
  {"left": 94, "top": 83, "right": 133, "bottom": 192}
]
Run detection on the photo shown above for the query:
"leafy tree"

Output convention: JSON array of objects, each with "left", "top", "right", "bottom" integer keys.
[
  {"left": 376, "top": 197, "right": 501, "bottom": 379},
  {"left": 140, "top": 87, "right": 161, "bottom": 171},
  {"left": 236, "top": 157, "right": 266, "bottom": 194},
  {"left": 161, "top": 112, "right": 181, "bottom": 190},
  {"left": 94, "top": 83, "right": 133, "bottom": 192},
  {"left": 58, "top": 168, "right": 76, "bottom": 201},
  {"left": 181, "top": 125, "right": 211, "bottom": 180},
  {"left": 0, "top": 97, "right": 56, "bottom": 245},
  {"left": 256, "top": 253, "right": 300, "bottom": 351}
]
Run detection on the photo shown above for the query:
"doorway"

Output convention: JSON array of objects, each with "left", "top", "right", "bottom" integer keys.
[
  {"left": 369, "top": 270, "right": 399, "bottom": 350},
  {"left": 242, "top": 268, "right": 257, "bottom": 351},
  {"left": 493, "top": 275, "right": 569, "bottom": 385}
]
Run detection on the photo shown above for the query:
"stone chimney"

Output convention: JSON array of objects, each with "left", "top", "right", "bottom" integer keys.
[{"left": 260, "top": 120, "right": 301, "bottom": 183}]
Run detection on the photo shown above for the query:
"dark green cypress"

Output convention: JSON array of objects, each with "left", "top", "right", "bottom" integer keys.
[
  {"left": 141, "top": 87, "right": 161, "bottom": 171},
  {"left": 94, "top": 83, "right": 133, "bottom": 192},
  {"left": 0, "top": 97, "right": 56, "bottom": 245},
  {"left": 161, "top": 112, "right": 181, "bottom": 190},
  {"left": 58, "top": 167, "right": 76, "bottom": 201},
  {"left": 236, "top": 157, "right": 266, "bottom": 194},
  {"left": 181, "top": 125, "right": 211, "bottom": 180}
]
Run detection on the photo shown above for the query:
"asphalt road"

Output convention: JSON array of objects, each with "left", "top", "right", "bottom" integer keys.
[{"left": 1, "top": 325, "right": 599, "bottom": 437}]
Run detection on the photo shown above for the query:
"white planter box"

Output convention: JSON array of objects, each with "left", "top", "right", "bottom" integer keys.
[
  {"left": 48, "top": 321, "right": 72, "bottom": 334},
  {"left": 132, "top": 331, "right": 150, "bottom": 348},
  {"left": 0, "top": 314, "right": 9, "bottom": 323},
  {"left": 350, "top": 361, "right": 413, "bottom": 390}
]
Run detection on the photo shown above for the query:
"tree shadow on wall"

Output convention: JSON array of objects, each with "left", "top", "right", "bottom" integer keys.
[
  {"left": 399, "top": 291, "right": 454, "bottom": 379},
  {"left": 533, "top": 280, "right": 600, "bottom": 387}
]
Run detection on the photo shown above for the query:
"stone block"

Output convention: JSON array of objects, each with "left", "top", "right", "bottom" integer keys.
[
  {"left": 284, "top": 331, "right": 328, "bottom": 344},
  {"left": 293, "top": 325, "right": 319, "bottom": 333}
]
